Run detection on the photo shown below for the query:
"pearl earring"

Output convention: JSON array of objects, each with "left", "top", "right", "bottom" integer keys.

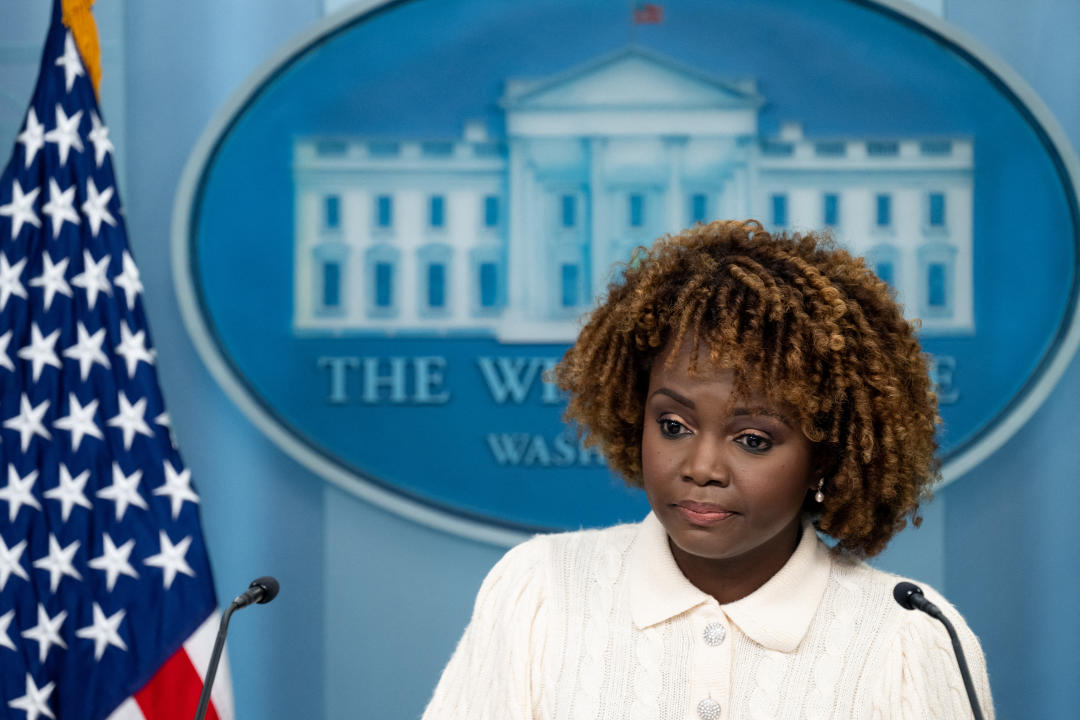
[{"left": 814, "top": 478, "right": 825, "bottom": 503}]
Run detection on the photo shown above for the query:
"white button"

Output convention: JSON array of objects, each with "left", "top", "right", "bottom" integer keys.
[
  {"left": 697, "top": 698, "right": 722, "bottom": 720},
  {"left": 703, "top": 622, "right": 726, "bottom": 646}
]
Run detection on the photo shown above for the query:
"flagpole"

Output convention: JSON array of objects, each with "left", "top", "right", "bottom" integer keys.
[{"left": 60, "top": 0, "right": 102, "bottom": 97}]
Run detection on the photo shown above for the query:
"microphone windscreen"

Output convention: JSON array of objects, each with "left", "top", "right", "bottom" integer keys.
[
  {"left": 892, "top": 581, "right": 921, "bottom": 610},
  {"left": 250, "top": 576, "right": 280, "bottom": 604}
]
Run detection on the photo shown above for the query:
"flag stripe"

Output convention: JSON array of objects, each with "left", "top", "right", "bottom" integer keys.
[
  {"left": 133, "top": 648, "right": 221, "bottom": 720},
  {"left": 105, "top": 698, "right": 147, "bottom": 720}
]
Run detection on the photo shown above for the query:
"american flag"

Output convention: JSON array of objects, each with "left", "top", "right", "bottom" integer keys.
[
  {"left": 632, "top": 3, "right": 664, "bottom": 24},
  {"left": 0, "top": 3, "right": 232, "bottom": 719}
]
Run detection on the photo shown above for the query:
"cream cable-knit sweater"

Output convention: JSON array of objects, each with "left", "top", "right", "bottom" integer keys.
[{"left": 422, "top": 514, "right": 993, "bottom": 719}]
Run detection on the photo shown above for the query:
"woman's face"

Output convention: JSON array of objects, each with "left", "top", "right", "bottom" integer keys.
[{"left": 641, "top": 339, "right": 816, "bottom": 581}]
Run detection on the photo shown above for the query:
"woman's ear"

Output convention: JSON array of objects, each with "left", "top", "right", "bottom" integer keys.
[{"left": 809, "top": 445, "right": 837, "bottom": 488}]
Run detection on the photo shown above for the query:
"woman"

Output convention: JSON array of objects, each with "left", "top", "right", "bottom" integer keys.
[{"left": 422, "top": 220, "right": 993, "bottom": 719}]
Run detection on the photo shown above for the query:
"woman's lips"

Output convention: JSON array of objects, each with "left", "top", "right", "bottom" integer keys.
[{"left": 673, "top": 502, "right": 737, "bottom": 526}]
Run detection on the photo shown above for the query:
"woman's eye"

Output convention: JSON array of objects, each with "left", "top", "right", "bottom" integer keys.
[
  {"left": 658, "top": 419, "right": 689, "bottom": 438},
  {"left": 736, "top": 433, "right": 772, "bottom": 452}
]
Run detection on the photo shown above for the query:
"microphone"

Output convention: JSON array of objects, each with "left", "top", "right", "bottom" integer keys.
[
  {"left": 892, "top": 582, "right": 984, "bottom": 720},
  {"left": 231, "top": 576, "right": 280, "bottom": 609},
  {"left": 892, "top": 580, "right": 943, "bottom": 617},
  {"left": 193, "top": 576, "right": 280, "bottom": 720}
]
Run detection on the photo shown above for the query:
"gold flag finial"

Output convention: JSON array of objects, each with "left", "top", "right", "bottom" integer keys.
[{"left": 61, "top": 0, "right": 101, "bottom": 97}]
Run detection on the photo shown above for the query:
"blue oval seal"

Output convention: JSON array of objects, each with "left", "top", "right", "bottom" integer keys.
[{"left": 173, "top": 0, "right": 1080, "bottom": 544}]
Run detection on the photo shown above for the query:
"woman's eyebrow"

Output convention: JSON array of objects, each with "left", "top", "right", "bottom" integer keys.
[
  {"left": 733, "top": 406, "right": 795, "bottom": 427},
  {"left": 649, "top": 387, "right": 695, "bottom": 409}
]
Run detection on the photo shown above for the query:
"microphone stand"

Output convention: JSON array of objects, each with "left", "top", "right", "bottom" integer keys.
[
  {"left": 933, "top": 610, "right": 985, "bottom": 720},
  {"left": 193, "top": 601, "right": 239, "bottom": 720},
  {"left": 193, "top": 577, "right": 279, "bottom": 720},
  {"left": 893, "top": 582, "right": 985, "bottom": 720}
]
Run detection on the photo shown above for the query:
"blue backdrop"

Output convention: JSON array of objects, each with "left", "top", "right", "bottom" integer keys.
[{"left": 2, "top": 1, "right": 1077, "bottom": 717}]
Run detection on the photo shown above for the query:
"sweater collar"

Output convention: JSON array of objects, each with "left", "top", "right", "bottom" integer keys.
[{"left": 627, "top": 512, "right": 831, "bottom": 652}]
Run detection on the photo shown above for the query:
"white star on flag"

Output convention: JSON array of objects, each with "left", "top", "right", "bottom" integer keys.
[
  {"left": 42, "top": 178, "right": 80, "bottom": 237},
  {"left": 7, "top": 673, "right": 56, "bottom": 720},
  {"left": 55, "top": 32, "right": 85, "bottom": 92},
  {"left": 76, "top": 603, "right": 128, "bottom": 660},
  {"left": 97, "top": 462, "right": 148, "bottom": 521},
  {"left": 21, "top": 604, "right": 68, "bottom": 663},
  {"left": 16, "top": 108, "right": 45, "bottom": 168},
  {"left": 81, "top": 177, "right": 116, "bottom": 236},
  {"left": 114, "top": 251, "right": 143, "bottom": 310},
  {"left": 155, "top": 461, "right": 200, "bottom": 520},
  {"left": 143, "top": 531, "right": 195, "bottom": 590},
  {"left": 43, "top": 104, "right": 83, "bottom": 166},
  {"left": 3, "top": 394, "right": 52, "bottom": 451},
  {"left": 0, "top": 535, "right": 30, "bottom": 590},
  {"left": 53, "top": 392, "right": 104, "bottom": 451},
  {"left": 29, "top": 252, "right": 73, "bottom": 310},
  {"left": 0, "top": 179, "right": 42, "bottom": 239},
  {"left": 17, "top": 323, "right": 62, "bottom": 381},
  {"left": 88, "top": 111, "right": 114, "bottom": 167},
  {"left": 32, "top": 534, "right": 82, "bottom": 593},
  {"left": 0, "top": 609, "right": 15, "bottom": 651},
  {"left": 0, "top": 329, "right": 14, "bottom": 371},
  {"left": 88, "top": 533, "right": 139, "bottom": 592},
  {"left": 43, "top": 463, "right": 93, "bottom": 522},
  {"left": 71, "top": 249, "right": 113, "bottom": 309},
  {"left": 106, "top": 391, "right": 154, "bottom": 450},
  {"left": 115, "top": 322, "right": 154, "bottom": 378},
  {"left": 63, "top": 322, "right": 111, "bottom": 380},
  {"left": 0, "top": 465, "right": 42, "bottom": 522},
  {"left": 0, "top": 253, "right": 28, "bottom": 310}
]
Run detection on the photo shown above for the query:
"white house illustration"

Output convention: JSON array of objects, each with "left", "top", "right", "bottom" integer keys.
[{"left": 292, "top": 47, "right": 974, "bottom": 341}]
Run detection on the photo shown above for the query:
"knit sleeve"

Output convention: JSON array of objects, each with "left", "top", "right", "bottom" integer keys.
[
  {"left": 871, "top": 586, "right": 994, "bottom": 719},
  {"left": 421, "top": 536, "right": 549, "bottom": 720}
]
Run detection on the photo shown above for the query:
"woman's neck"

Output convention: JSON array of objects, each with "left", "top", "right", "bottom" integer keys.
[{"left": 667, "top": 520, "right": 803, "bottom": 605}]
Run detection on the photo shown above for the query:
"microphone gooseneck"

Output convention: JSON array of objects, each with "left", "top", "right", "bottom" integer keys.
[
  {"left": 892, "top": 581, "right": 984, "bottom": 720},
  {"left": 193, "top": 576, "right": 280, "bottom": 720}
]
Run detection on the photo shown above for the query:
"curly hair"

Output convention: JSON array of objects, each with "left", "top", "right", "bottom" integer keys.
[{"left": 554, "top": 219, "right": 940, "bottom": 557}]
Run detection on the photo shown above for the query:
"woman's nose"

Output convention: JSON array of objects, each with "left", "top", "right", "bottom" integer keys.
[{"left": 682, "top": 435, "right": 730, "bottom": 486}]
